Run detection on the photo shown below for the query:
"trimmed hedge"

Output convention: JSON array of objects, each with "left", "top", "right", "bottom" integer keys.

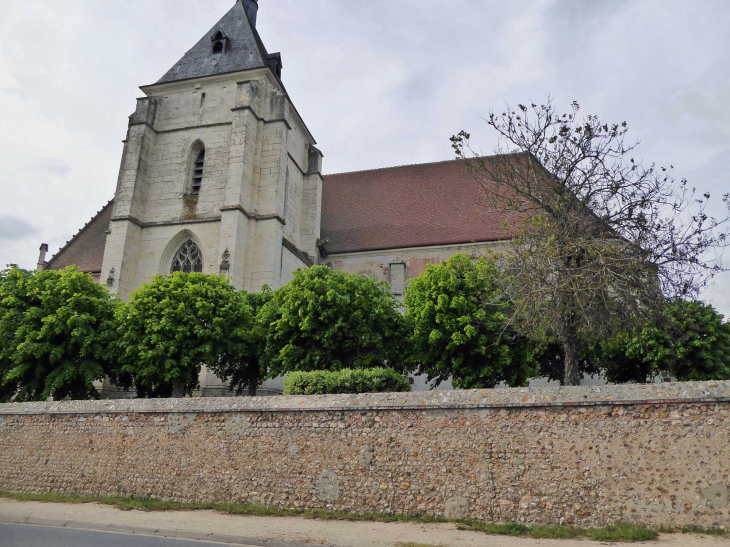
[{"left": 283, "top": 368, "right": 412, "bottom": 395}]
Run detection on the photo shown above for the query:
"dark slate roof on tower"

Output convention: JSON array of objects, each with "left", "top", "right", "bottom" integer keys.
[{"left": 156, "top": 0, "right": 268, "bottom": 85}]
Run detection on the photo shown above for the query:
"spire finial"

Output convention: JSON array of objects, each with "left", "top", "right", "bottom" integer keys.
[{"left": 242, "top": 0, "right": 258, "bottom": 28}]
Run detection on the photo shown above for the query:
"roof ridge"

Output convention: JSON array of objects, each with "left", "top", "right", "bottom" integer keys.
[
  {"left": 46, "top": 199, "right": 114, "bottom": 268},
  {"left": 323, "top": 152, "right": 521, "bottom": 178}
]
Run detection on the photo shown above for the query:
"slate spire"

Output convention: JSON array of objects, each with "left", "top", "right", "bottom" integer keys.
[
  {"left": 156, "top": 0, "right": 269, "bottom": 85},
  {"left": 243, "top": 0, "right": 259, "bottom": 27}
]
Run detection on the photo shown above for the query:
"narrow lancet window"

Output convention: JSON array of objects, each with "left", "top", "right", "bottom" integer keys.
[
  {"left": 191, "top": 149, "right": 205, "bottom": 195},
  {"left": 171, "top": 240, "right": 203, "bottom": 274}
]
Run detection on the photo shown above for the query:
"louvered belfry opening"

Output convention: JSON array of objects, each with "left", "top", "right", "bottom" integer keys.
[
  {"left": 171, "top": 240, "right": 203, "bottom": 274},
  {"left": 192, "top": 149, "right": 205, "bottom": 195},
  {"left": 212, "top": 31, "right": 224, "bottom": 54}
]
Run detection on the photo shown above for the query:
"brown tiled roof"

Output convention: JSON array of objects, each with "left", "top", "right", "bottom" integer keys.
[
  {"left": 46, "top": 201, "right": 113, "bottom": 273},
  {"left": 320, "top": 157, "right": 514, "bottom": 255}
]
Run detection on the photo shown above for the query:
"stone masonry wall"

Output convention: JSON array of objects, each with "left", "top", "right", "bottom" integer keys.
[{"left": 1, "top": 382, "right": 729, "bottom": 528}]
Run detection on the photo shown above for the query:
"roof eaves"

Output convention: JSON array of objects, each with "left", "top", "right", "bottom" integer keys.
[{"left": 324, "top": 236, "right": 512, "bottom": 256}]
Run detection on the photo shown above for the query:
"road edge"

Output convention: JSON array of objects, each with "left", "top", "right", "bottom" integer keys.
[{"left": 0, "top": 514, "right": 332, "bottom": 547}]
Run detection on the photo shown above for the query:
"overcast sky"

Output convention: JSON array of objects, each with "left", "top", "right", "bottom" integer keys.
[{"left": 1, "top": 0, "right": 728, "bottom": 315}]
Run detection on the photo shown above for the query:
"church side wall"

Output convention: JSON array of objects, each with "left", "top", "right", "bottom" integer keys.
[
  {"left": 2, "top": 382, "right": 729, "bottom": 528},
  {"left": 283, "top": 155, "right": 303, "bottom": 247},
  {"left": 328, "top": 241, "right": 506, "bottom": 298},
  {"left": 281, "top": 121, "right": 310, "bottom": 250},
  {"left": 153, "top": 81, "right": 238, "bottom": 131}
]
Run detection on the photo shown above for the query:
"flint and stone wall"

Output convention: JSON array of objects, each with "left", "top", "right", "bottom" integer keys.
[{"left": 1, "top": 382, "right": 729, "bottom": 528}]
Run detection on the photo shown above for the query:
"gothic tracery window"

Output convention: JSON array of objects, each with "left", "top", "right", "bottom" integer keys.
[{"left": 171, "top": 240, "right": 203, "bottom": 274}]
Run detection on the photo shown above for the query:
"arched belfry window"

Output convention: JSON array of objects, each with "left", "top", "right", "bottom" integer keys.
[
  {"left": 191, "top": 148, "right": 205, "bottom": 195},
  {"left": 171, "top": 240, "right": 203, "bottom": 273}
]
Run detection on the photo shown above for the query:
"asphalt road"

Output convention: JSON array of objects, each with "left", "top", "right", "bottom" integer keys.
[{"left": 0, "top": 523, "right": 254, "bottom": 547}]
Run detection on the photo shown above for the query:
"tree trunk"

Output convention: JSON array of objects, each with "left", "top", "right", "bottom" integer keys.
[
  {"left": 171, "top": 383, "right": 185, "bottom": 398},
  {"left": 248, "top": 366, "right": 259, "bottom": 398},
  {"left": 560, "top": 324, "right": 582, "bottom": 386}
]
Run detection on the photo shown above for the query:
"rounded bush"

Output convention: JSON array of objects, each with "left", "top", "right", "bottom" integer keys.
[{"left": 283, "top": 368, "right": 411, "bottom": 395}]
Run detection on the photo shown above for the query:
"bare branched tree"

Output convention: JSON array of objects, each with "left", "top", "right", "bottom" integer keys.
[{"left": 452, "top": 99, "right": 730, "bottom": 385}]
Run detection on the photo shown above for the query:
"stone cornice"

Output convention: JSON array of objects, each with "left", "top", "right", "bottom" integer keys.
[
  {"left": 2, "top": 381, "right": 728, "bottom": 416},
  {"left": 128, "top": 121, "right": 233, "bottom": 135},
  {"left": 230, "top": 105, "right": 292, "bottom": 130},
  {"left": 110, "top": 216, "right": 222, "bottom": 229},
  {"left": 219, "top": 205, "right": 285, "bottom": 226},
  {"left": 282, "top": 237, "right": 314, "bottom": 267}
]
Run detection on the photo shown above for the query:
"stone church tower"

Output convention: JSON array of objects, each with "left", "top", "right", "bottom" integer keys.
[{"left": 102, "top": 0, "right": 323, "bottom": 300}]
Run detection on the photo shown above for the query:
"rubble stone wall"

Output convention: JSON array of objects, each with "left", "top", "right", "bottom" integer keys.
[{"left": 1, "top": 382, "right": 729, "bottom": 528}]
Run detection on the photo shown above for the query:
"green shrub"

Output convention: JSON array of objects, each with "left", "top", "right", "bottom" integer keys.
[
  {"left": 260, "top": 266, "right": 408, "bottom": 377},
  {"left": 284, "top": 368, "right": 412, "bottom": 395}
]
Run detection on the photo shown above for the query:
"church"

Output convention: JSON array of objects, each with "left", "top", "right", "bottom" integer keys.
[{"left": 38, "top": 0, "right": 509, "bottom": 395}]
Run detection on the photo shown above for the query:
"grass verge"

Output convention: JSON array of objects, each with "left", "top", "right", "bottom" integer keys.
[
  {"left": 456, "top": 520, "right": 659, "bottom": 541},
  {"left": 3, "top": 490, "right": 719, "bottom": 542},
  {"left": 681, "top": 525, "right": 729, "bottom": 536}
]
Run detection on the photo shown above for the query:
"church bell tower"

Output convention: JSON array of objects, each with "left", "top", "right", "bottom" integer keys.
[{"left": 101, "top": 0, "right": 323, "bottom": 300}]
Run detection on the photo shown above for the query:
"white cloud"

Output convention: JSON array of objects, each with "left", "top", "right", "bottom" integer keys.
[{"left": 0, "top": 216, "right": 38, "bottom": 242}]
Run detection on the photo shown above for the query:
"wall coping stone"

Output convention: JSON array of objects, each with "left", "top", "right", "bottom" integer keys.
[{"left": 1, "top": 381, "right": 729, "bottom": 416}]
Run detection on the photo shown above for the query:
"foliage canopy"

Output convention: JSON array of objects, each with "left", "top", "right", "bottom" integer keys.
[
  {"left": 208, "top": 289, "right": 272, "bottom": 397},
  {"left": 114, "top": 273, "right": 253, "bottom": 398},
  {"left": 602, "top": 300, "right": 730, "bottom": 383},
  {"left": 404, "top": 253, "right": 537, "bottom": 388},
  {"left": 260, "top": 266, "right": 407, "bottom": 377},
  {"left": 0, "top": 266, "right": 119, "bottom": 402}
]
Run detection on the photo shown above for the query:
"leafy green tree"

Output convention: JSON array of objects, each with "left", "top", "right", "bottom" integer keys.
[
  {"left": 602, "top": 300, "right": 730, "bottom": 383},
  {"left": 209, "top": 290, "right": 272, "bottom": 397},
  {"left": 260, "top": 266, "right": 407, "bottom": 377},
  {"left": 0, "top": 266, "right": 32, "bottom": 402},
  {"left": 115, "top": 273, "right": 253, "bottom": 398},
  {"left": 404, "top": 254, "right": 538, "bottom": 389},
  {"left": 0, "top": 266, "right": 120, "bottom": 402},
  {"left": 600, "top": 335, "right": 659, "bottom": 384}
]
